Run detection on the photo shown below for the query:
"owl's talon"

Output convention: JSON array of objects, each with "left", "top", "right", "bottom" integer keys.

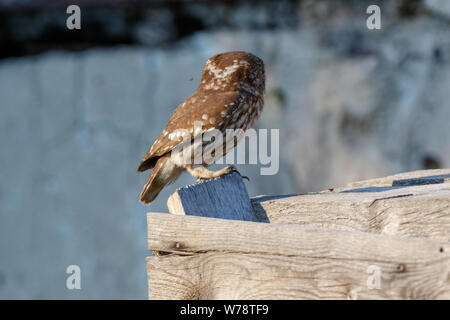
[
  {"left": 226, "top": 166, "right": 250, "bottom": 181},
  {"left": 224, "top": 165, "right": 237, "bottom": 175}
]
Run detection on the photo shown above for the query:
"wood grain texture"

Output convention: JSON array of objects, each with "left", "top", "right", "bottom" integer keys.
[
  {"left": 342, "top": 169, "right": 450, "bottom": 189},
  {"left": 146, "top": 213, "right": 449, "bottom": 299},
  {"left": 167, "top": 172, "right": 261, "bottom": 222},
  {"left": 147, "top": 252, "right": 449, "bottom": 299},
  {"left": 147, "top": 212, "right": 449, "bottom": 259},
  {"left": 147, "top": 169, "right": 450, "bottom": 299},
  {"left": 252, "top": 182, "right": 450, "bottom": 240}
]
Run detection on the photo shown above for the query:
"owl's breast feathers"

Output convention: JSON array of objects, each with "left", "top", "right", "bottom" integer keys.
[
  {"left": 137, "top": 88, "right": 262, "bottom": 172},
  {"left": 138, "top": 51, "right": 264, "bottom": 173},
  {"left": 138, "top": 51, "right": 264, "bottom": 204}
]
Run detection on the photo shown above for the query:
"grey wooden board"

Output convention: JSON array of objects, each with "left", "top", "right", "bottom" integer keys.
[
  {"left": 146, "top": 212, "right": 450, "bottom": 299},
  {"left": 341, "top": 169, "right": 450, "bottom": 190},
  {"left": 251, "top": 169, "right": 450, "bottom": 240},
  {"left": 167, "top": 172, "right": 260, "bottom": 222},
  {"left": 251, "top": 182, "right": 450, "bottom": 240}
]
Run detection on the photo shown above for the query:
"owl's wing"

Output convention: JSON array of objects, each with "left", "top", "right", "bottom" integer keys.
[{"left": 137, "top": 90, "right": 243, "bottom": 172}]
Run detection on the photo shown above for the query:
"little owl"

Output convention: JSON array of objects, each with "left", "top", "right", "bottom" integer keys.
[{"left": 138, "top": 51, "right": 265, "bottom": 204}]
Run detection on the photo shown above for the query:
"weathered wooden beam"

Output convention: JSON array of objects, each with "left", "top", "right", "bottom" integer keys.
[
  {"left": 146, "top": 213, "right": 450, "bottom": 300},
  {"left": 343, "top": 169, "right": 450, "bottom": 189},
  {"left": 147, "top": 169, "right": 450, "bottom": 299},
  {"left": 167, "top": 172, "right": 263, "bottom": 222},
  {"left": 252, "top": 180, "right": 450, "bottom": 240},
  {"left": 147, "top": 212, "right": 449, "bottom": 258},
  {"left": 147, "top": 252, "right": 449, "bottom": 300}
]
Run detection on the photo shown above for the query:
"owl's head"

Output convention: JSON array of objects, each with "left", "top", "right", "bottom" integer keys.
[{"left": 199, "top": 51, "right": 265, "bottom": 96}]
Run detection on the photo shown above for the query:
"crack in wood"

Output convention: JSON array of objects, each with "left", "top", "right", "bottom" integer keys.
[{"left": 368, "top": 193, "right": 414, "bottom": 207}]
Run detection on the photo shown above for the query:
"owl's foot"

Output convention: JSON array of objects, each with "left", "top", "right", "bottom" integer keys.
[
  {"left": 185, "top": 165, "right": 249, "bottom": 181},
  {"left": 226, "top": 166, "right": 250, "bottom": 181}
]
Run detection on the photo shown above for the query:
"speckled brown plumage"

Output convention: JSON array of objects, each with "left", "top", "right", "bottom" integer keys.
[{"left": 138, "top": 51, "right": 265, "bottom": 204}]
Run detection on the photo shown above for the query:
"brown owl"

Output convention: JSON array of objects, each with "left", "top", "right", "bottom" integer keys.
[{"left": 138, "top": 51, "right": 265, "bottom": 204}]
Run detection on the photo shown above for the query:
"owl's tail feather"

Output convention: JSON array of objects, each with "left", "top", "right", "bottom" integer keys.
[{"left": 139, "top": 155, "right": 183, "bottom": 205}]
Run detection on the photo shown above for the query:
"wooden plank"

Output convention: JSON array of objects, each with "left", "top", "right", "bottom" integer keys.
[
  {"left": 146, "top": 169, "right": 450, "bottom": 300},
  {"left": 146, "top": 213, "right": 449, "bottom": 299},
  {"left": 147, "top": 212, "right": 449, "bottom": 259},
  {"left": 167, "top": 172, "right": 261, "bottom": 222},
  {"left": 342, "top": 169, "right": 450, "bottom": 189},
  {"left": 251, "top": 182, "right": 450, "bottom": 240},
  {"left": 147, "top": 251, "right": 449, "bottom": 300}
]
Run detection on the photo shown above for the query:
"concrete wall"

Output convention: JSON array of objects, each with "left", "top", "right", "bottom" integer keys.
[{"left": 0, "top": 0, "right": 449, "bottom": 298}]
